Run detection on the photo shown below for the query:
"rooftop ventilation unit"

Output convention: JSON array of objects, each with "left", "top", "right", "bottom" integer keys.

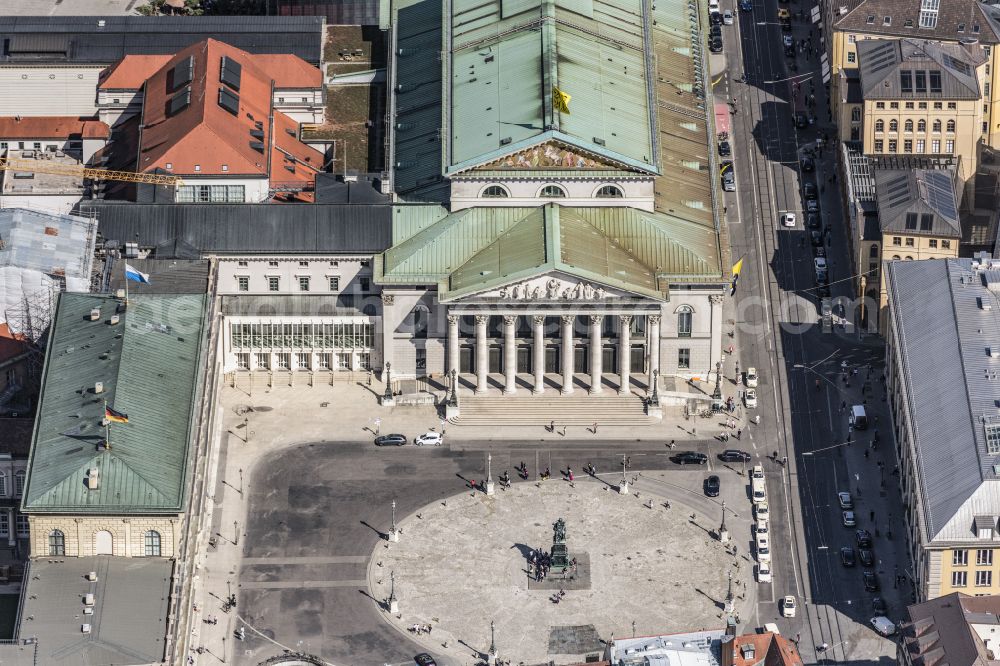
[
  {"left": 81, "top": 624, "right": 91, "bottom": 634},
  {"left": 86, "top": 572, "right": 98, "bottom": 581},
  {"left": 89, "top": 308, "right": 100, "bottom": 321},
  {"left": 981, "top": 297, "right": 993, "bottom": 310},
  {"left": 85, "top": 468, "right": 100, "bottom": 490},
  {"left": 83, "top": 593, "right": 94, "bottom": 606},
  {"left": 94, "top": 382, "right": 103, "bottom": 394},
  {"left": 109, "top": 314, "right": 120, "bottom": 326}
]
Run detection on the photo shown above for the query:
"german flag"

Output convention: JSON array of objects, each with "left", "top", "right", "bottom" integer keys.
[
  {"left": 105, "top": 405, "right": 129, "bottom": 424},
  {"left": 730, "top": 257, "right": 745, "bottom": 296}
]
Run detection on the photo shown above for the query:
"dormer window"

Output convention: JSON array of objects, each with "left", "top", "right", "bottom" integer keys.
[
  {"left": 867, "top": 14, "right": 875, "bottom": 24},
  {"left": 883, "top": 16, "right": 891, "bottom": 25},
  {"left": 958, "top": 23, "right": 965, "bottom": 32}
]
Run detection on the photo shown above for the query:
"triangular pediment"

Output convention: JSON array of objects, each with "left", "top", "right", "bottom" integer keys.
[
  {"left": 451, "top": 272, "right": 650, "bottom": 302},
  {"left": 466, "top": 140, "right": 639, "bottom": 173}
]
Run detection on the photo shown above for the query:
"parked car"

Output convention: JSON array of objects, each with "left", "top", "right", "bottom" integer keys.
[
  {"left": 719, "top": 449, "right": 752, "bottom": 463},
  {"left": 710, "top": 37, "right": 723, "bottom": 53},
  {"left": 805, "top": 198, "right": 820, "bottom": 213},
  {"left": 781, "top": 595, "right": 796, "bottom": 618},
  {"left": 752, "top": 464, "right": 764, "bottom": 479},
  {"left": 814, "top": 257, "right": 828, "bottom": 275},
  {"left": 814, "top": 245, "right": 826, "bottom": 258},
  {"left": 755, "top": 518, "right": 768, "bottom": 535},
  {"left": 856, "top": 529, "right": 873, "bottom": 548},
  {"left": 709, "top": 25, "right": 722, "bottom": 39},
  {"left": 755, "top": 501, "right": 769, "bottom": 520},
  {"left": 781, "top": 212, "right": 797, "bottom": 227},
  {"left": 803, "top": 182, "right": 818, "bottom": 200},
  {"left": 782, "top": 34, "right": 793, "bottom": 47},
  {"left": 842, "top": 510, "right": 856, "bottom": 527},
  {"left": 375, "top": 433, "right": 407, "bottom": 446},
  {"left": 739, "top": 0, "right": 752, "bottom": 9},
  {"left": 757, "top": 560, "right": 772, "bottom": 583},
  {"left": 723, "top": 9, "right": 734, "bottom": 24},
  {"left": 838, "top": 491, "right": 853, "bottom": 509},
  {"left": 756, "top": 532, "right": 770, "bottom": 558},
  {"left": 414, "top": 432, "right": 443, "bottom": 446},
  {"left": 745, "top": 367, "right": 759, "bottom": 387},
  {"left": 710, "top": 10, "right": 723, "bottom": 24},
  {"left": 872, "top": 597, "right": 888, "bottom": 615},
  {"left": 863, "top": 570, "right": 880, "bottom": 592},
  {"left": 859, "top": 548, "right": 875, "bottom": 567},
  {"left": 806, "top": 212, "right": 821, "bottom": 228},
  {"left": 673, "top": 451, "right": 708, "bottom": 465},
  {"left": 704, "top": 475, "right": 721, "bottom": 497},
  {"left": 718, "top": 139, "right": 731, "bottom": 156},
  {"left": 722, "top": 169, "right": 736, "bottom": 192},
  {"left": 801, "top": 156, "right": 815, "bottom": 172},
  {"left": 811, "top": 230, "right": 823, "bottom": 246},
  {"left": 840, "top": 546, "right": 856, "bottom": 567},
  {"left": 744, "top": 388, "right": 758, "bottom": 408},
  {"left": 415, "top": 655, "right": 438, "bottom": 666},
  {"left": 870, "top": 616, "right": 896, "bottom": 637}
]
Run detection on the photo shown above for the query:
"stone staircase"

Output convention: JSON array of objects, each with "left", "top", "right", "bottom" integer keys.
[{"left": 451, "top": 393, "right": 656, "bottom": 426}]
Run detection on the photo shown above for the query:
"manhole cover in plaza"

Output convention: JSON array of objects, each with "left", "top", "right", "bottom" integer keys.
[{"left": 547, "top": 625, "right": 602, "bottom": 654}]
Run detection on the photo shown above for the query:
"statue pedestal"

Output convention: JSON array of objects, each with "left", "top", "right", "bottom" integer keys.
[
  {"left": 487, "top": 650, "right": 498, "bottom": 665},
  {"left": 485, "top": 479, "right": 495, "bottom": 496},
  {"left": 445, "top": 402, "right": 460, "bottom": 420},
  {"left": 388, "top": 598, "right": 399, "bottom": 614},
  {"left": 381, "top": 395, "right": 396, "bottom": 407},
  {"left": 618, "top": 480, "right": 629, "bottom": 495},
  {"left": 718, "top": 527, "right": 730, "bottom": 543},
  {"left": 646, "top": 402, "right": 663, "bottom": 419},
  {"left": 388, "top": 528, "right": 399, "bottom": 543}
]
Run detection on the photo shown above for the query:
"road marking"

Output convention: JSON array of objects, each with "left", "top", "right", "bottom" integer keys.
[{"left": 241, "top": 580, "right": 368, "bottom": 590}]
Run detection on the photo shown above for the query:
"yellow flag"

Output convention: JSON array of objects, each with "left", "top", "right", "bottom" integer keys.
[
  {"left": 553, "top": 87, "right": 571, "bottom": 114},
  {"left": 730, "top": 257, "right": 744, "bottom": 296}
]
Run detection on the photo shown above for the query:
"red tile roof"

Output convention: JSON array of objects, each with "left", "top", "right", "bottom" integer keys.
[
  {"left": 252, "top": 54, "right": 322, "bottom": 88},
  {"left": 136, "top": 38, "right": 324, "bottom": 183},
  {"left": 98, "top": 55, "right": 173, "bottom": 90},
  {"left": 726, "top": 632, "right": 803, "bottom": 666},
  {"left": 0, "top": 116, "right": 110, "bottom": 140},
  {"left": 0, "top": 323, "right": 30, "bottom": 367}
]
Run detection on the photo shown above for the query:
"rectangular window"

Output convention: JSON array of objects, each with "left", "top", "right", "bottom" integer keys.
[
  {"left": 0, "top": 513, "right": 8, "bottom": 538},
  {"left": 360, "top": 277, "right": 370, "bottom": 291},
  {"left": 255, "top": 352, "right": 270, "bottom": 369},
  {"left": 848, "top": 34, "right": 857, "bottom": 44},
  {"left": 876, "top": 102, "right": 885, "bottom": 109},
  {"left": 236, "top": 353, "right": 250, "bottom": 369},
  {"left": 920, "top": 214, "right": 933, "bottom": 231},
  {"left": 316, "top": 353, "right": 332, "bottom": 370},
  {"left": 929, "top": 239, "right": 938, "bottom": 248},
  {"left": 946, "top": 139, "right": 955, "bottom": 154},
  {"left": 905, "top": 237, "right": 915, "bottom": 247},
  {"left": 932, "top": 139, "right": 941, "bottom": 153},
  {"left": 299, "top": 261, "right": 309, "bottom": 267},
  {"left": 905, "top": 102, "right": 914, "bottom": 109},
  {"left": 847, "top": 52, "right": 856, "bottom": 63},
  {"left": 978, "top": 549, "right": 994, "bottom": 566},
  {"left": 874, "top": 139, "right": 884, "bottom": 152},
  {"left": 904, "top": 139, "right": 913, "bottom": 153},
  {"left": 337, "top": 352, "right": 352, "bottom": 369},
  {"left": 296, "top": 353, "right": 310, "bottom": 370},
  {"left": 900, "top": 71, "right": 912, "bottom": 92},
  {"left": 890, "top": 102, "right": 899, "bottom": 109},
  {"left": 977, "top": 570, "right": 993, "bottom": 587},
  {"left": 888, "top": 139, "right": 898, "bottom": 152},
  {"left": 14, "top": 473, "right": 24, "bottom": 497},
  {"left": 955, "top": 549, "right": 969, "bottom": 566},
  {"left": 275, "top": 353, "right": 291, "bottom": 370},
  {"left": 268, "top": 276, "right": 280, "bottom": 292},
  {"left": 916, "top": 139, "right": 925, "bottom": 152},
  {"left": 915, "top": 70, "right": 927, "bottom": 93},
  {"left": 329, "top": 276, "right": 340, "bottom": 291},
  {"left": 948, "top": 102, "right": 957, "bottom": 109},
  {"left": 987, "top": 83, "right": 992, "bottom": 98},
  {"left": 358, "top": 352, "right": 372, "bottom": 370},
  {"left": 298, "top": 276, "right": 310, "bottom": 292},
  {"left": 905, "top": 213, "right": 918, "bottom": 230},
  {"left": 237, "top": 276, "right": 249, "bottom": 292},
  {"left": 934, "top": 102, "right": 942, "bottom": 110},
  {"left": 985, "top": 122, "right": 989, "bottom": 133},
  {"left": 919, "top": 102, "right": 927, "bottom": 109},
  {"left": 953, "top": 570, "right": 969, "bottom": 587},
  {"left": 986, "top": 423, "right": 1000, "bottom": 454},
  {"left": 678, "top": 348, "right": 691, "bottom": 369},
  {"left": 893, "top": 237, "right": 902, "bottom": 246},
  {"left": 15, "top": 515, "right": 28, "bottom": 538},
  {"left": 942, "top": 240, "right": 952, "bottom": 250}
]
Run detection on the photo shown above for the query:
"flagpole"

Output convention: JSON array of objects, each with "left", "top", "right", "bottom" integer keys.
[
  {"left": 104, "top": 400, "right": 110, "bottom": 451},
  {"left": 123, "top": 262, "right": 128, "bottom": 305}
]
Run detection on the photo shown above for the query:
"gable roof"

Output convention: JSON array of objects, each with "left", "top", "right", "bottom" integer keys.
[
  {"left": 0, "top": 116, "right": 110, "bottom": 140},
  {"left": 834, "top": 0, "right": 1000, "bottom": 44},
  {"left": 902, "top": 592, "right": 1000, "bottom": 666},
  {"left": 23, "top": 293, "right": 206, "bottom": 514},
  {"left": 376, "top": 203, "right": 723, "bottom": 300},
  {"left": 136, "top": 38, "right": 324, "bottom": 183},
  {"left": 875, "top": 168, "right": 961, "bottom": 237},
  {"left": 444, "top": 0, "right": 658, "bottom": 175},
  {"left": 101, "top": 52, "right": 321, "bottom": 91},
  {"left": 98, "top": 55, "right": 174, "bottom": 90},
  {"left": 857, "top": 39, "right": 984, "bottom": 100}
]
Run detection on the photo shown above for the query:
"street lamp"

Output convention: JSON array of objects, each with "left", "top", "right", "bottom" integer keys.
[
  {"left": 618, "top": 454, "right": 629, "bottom": 495},
  {"left": 448, "top": 368, "right": 458, "bottom": 406},
  {"left": 711, "top": 361, "right": 723, "bottom": 412},
  {"left": 650, "top": 368, "right": 660, "bottom": 403},
  {"left": 383, "top": 362, "right": 393, "bottom": 401},
  {"left": 389, "top": 499, "right": 399, "bottom": 542},
  {"left": 488, "top": 619, "right": 498, "bottom": 663}
]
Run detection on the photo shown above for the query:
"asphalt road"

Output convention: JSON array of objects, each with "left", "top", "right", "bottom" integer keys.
[{"left": 721, "top": 0, "right": 910, "bottom": 660}]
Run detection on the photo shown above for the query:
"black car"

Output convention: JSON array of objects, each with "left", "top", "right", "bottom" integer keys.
[
  {"left": 863, "top": 570, "right": 880, "bottom": 592},
  {"left": 859, "top": 547, "right": 875, "bottom": 567},
  {"left": 806, "top": 212, "right": 821, "bottom": 228},
  {"left": 795, "top": 112, "right": 808, "bottom": 128},
  {"left": 803, "top": 182, "right": 818, "bottom": 200},
  {"left": 704, "top": 475, "right": 721, "bottom": 497},
  {"left": 710, "top": 37, "right": 723, "bottom": 53},
  {"left": 840, "top": 546, "right": 856, "bottom": 567},
  {"left": 817, "top": 284, "right": 832, "bottom": 298},
  {"left": 414, "top": 655, "right": 438, "bottom": 666},
  {"left": 673, "top": 451, "right": 708, "bottom": 465},
  {"left": 718, "top": 140, "right": 731, "bottom": 156},
  {"left": 805, "top": 198, "right": 820, "bottom": 213},
  {"left": 801, "top": 157, "right": 815, "bottom": 172},
  {"left": 718, "top": 449, "right": 752, "bottom": 463},
  {"left": 856, "top": 529, "right": 873, "bottom": 548},
  {"left": 375, "top": 433, "right": 407, "bottom": 446},
  {"left": 784, "top": 44, "right": 795, "bottom": 58},
  {"left": 710, "top": 10, "right": 723, "bottom": 24},
  {"left": 710, "top": 25, "right": 722, "bottom": 39},
  {"left": 811, "top": 230, "right": 823, "bottom": 247},
  {"left": 813, "top": 245, "right": 826, "bottom": 258},
  {"left": 872, "top": 597, "right": 887, "bottom": 614}
]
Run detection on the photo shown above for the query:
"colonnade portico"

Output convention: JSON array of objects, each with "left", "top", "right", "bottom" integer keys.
[{"left": 446, "top": 311, "right": 661, "bottom": 395}]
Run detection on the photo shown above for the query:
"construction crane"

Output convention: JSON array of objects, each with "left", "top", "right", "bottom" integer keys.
[{"left": 0, "top": 157, "right": 184, "bottom": 187}]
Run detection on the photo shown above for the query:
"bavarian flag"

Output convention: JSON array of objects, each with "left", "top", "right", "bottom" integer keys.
[
  {"left": 730, "top": 257, "right": 744, "bottom": 296},
  {"left": 553, "top": 87, "right": 571, "bottom": 114},
  {"left": 105, "top": 405, "right": 129, "bottom": 424}
]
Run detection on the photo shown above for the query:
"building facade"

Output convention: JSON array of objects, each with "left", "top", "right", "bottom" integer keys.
[
  {"left": 886, "top": 257, "right": 1000, "bottom": 600},
  {"left": 899, "top": 593, "right": 1000, "bottom": 665}
]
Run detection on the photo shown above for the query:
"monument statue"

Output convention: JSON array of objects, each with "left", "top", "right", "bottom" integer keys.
[{"left": 551, "top": 518, "right": 569, "bottom": 572}]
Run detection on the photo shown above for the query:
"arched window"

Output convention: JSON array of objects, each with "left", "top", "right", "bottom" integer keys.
[
  {"left": 481, "top": 184, "right": 509, "bottom": 198},
  {"left": 946, "top": 119, "right": 956, "bottom": 132},
  {"left": 676, "top": 305, "right": 693, "bottom": 338},
  {"left": 889, "top": 119, "right": 898, "bottom": 132},
  {"left": 905, "top": 255, "right": 914, "bottom": 260},
  {"left": 595, "top": 184, "right": 624, "bottom": 198},
  {"left": 144, "top": 530, "right": 161, "bottom": 557},
  {"left": 891, "top": 255, "right": 901, "bottom": 260},
  {"left": 14, "top": 471, "right": 24, "bottom": 497},
  {"left": 917, "top": 119, "right": 926, "bottom": 132},
  {"left": 933, "top": 119, "right": 942, "bottom": 132},
  {"left": 539, "top": 184, "right": 566, "bottom": 198},
  {"left": 851, "top": 107, "right": 862, "bottom": 122},
  {"left": 408, "top": 305, "right": 429, "bottom": 339},
  {"left": 48, "top": 530, "right": 65, "bottom": 556},
  {"left": 904, "top": 119, "right": 913, "bottom": 132},
  {"left": 0, "top": 472, "right": 8, "bottom": 498},
  {"left": 870, "top": 243, "right": 879, "bottom": 258},
  {"left": 874, "top": 119, "right": 884, "bottom": 132}
]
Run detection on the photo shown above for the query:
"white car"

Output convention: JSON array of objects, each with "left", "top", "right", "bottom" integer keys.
[
  {"left": 755, "top": 501, "right": 769, "bottom": 520},
  {"left": 723, "top": 9, "right": 734, "bottom": 24},
  {"left": 756, "top": 532, "right": 770, "bottom": 558},
  {"left": 745, "top": 388, "right": 758, "bottom": 408},
  {"left": 782, "top": 595, "right": 797, "bottom": 618},
  {"left": 752, "top": 464, "right": 764, "bottom": 479},
  {"left": 414, "top": 432, "right": 443, "bottom": 446},
  {"left": 745, "top": 367, "right": 758, "bottom": 387},
  {"left": 781, "top": 212, "right": 797, "bottom": 227},
  {"left": 870, "top": 616, "right": 896, "bottom": 636},
  {"left": 838, "top": 491, "right": 853, "bottom": 509},
  {"left": 755, "top": 518, "right": 768, "bottom": 536},
  {"left": 757, "top": 560, "right": 772, "bottom": 583},
  {"left": 814, "top": 257, "right": 827, "bottom": 272},
  {"left": 782, "top": 34, "right": 793, "bottom": 48}
]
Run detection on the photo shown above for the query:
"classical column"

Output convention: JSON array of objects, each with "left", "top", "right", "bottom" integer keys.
[
  {"left": 503, "top": 315, "right": 518, "bottom": 394},
  {"left": 709, "top": 294, "right": 724, "bottom": 378},
  {"left": 532, "top": 315, "right": 545, "bottom": 394},
  {"left": 560, "top": 315, "right": 575, "bottom": 395},
  {"left": 589, "top": 314, "right": 604, "bottom": 394},
  {"left": 619, "top": 315, "right": 632, "bottom": 395},
  {"left": 447, "top": 314, "right": 460, "bottom": 377},
  {"left": 648, "top": 314, "right": 661, "bottom": 385},
  {"left": 475, "top": 315, "right": 489, "bottom": 394}
]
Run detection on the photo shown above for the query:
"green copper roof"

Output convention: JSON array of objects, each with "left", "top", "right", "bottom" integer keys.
[
  {"left": 375, "top": 204, "right": 723, "bottom": 300},
  {"left": 446, "top": 0, "right": 658, "bottom": 174},
  {"left": 23, "top": 293, "right": 207, "bottom": 514}
]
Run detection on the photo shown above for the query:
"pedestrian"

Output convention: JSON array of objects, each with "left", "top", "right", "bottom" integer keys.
[
  {"left": 737, "top": 429, "right": 742, "bottom": 440},
  {"left": 469, "top": 478, "right": 477, "bottom": 490},
  {"left": 550, "top": 420, "right": 555, "bottom": 432},
  {"left": 593, "top": 422, "right": 598, "bottom": 434},
  {"left": 864, "top": 449, "right": 869, "bottom": 458},
  {"left": 870, "top": 510, "right": 875, "bottom": 522},
  {"left": 626, "top": 456, "right": 632, "bottom": 469}
]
